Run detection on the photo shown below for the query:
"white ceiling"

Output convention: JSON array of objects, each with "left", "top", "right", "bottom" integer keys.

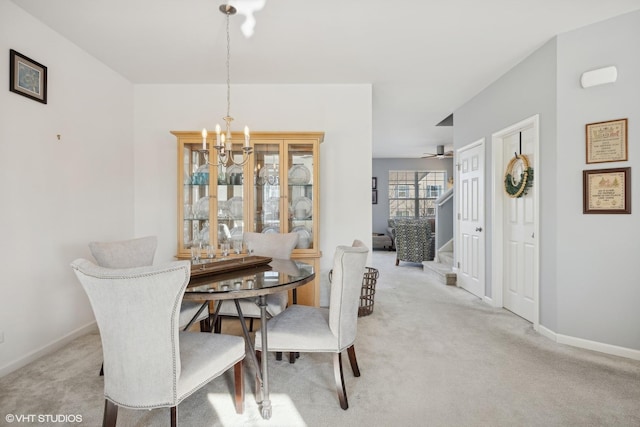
[{"left": 10, "top": 0, "right": 640, "bottom": 158}]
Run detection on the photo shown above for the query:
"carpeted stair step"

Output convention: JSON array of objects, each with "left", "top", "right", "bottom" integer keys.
[{"left": 422, "top": 260, "right": 457, "bottom": 286}]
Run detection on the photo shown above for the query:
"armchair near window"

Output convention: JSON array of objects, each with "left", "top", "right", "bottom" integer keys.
[{"left": 394, "top": 219, "right": 435, "bottom": 265}]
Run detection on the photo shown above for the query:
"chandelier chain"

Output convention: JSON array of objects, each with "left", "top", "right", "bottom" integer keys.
[{"left": 225, "top": 10, "right": 231, "bottom": 120}]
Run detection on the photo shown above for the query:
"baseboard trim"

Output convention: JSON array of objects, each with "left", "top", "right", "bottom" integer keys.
[
  {"left": 0, "top": 322, "right": 98, "bottom": 378},
  {"left": 537, "top": 325, "right": 640, "bottom": 361}
]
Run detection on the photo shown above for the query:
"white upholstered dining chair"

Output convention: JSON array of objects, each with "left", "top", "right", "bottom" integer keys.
[
  {"left": 214, "top": 232, "right": 299, "bottom": 332},
  {"left": 70, "top": 259, "right": 245, "bottom": 427},
  {"left": 254, "top": 240, "right": 369, "bottom": 409},
  {"left": 89, "top": 236, "right": 211, "bottom": 333}
]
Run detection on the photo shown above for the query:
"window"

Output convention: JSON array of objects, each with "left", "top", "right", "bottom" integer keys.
[{"left": 388, "top": 170, "right": 447, "bottom": 219}]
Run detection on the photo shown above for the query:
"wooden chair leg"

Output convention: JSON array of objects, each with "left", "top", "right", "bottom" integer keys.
[
  {"left": 214, "top": 317, "right": 222, "bottom": 334},
  {"left": 395, "top": 258, "right": 399, "bottom": 266},
  {"left": 249, "top": 318, "right": 254, "bottom": 332},
  {"left": 333, "top": 352, "right": 349, "bottom": 410},
  {"left": 288, "top": 352, "right": 300, "bottom": 363},
  {"left": 170, "top": 406, "right": 177, "bottom": 427},
  {"left": 234, "top": 360, "right": 244, "bottom": 414},
  {"left": 347, "top": 345, "right": 361, "bottom": 377},
  {"left": 103, "top": 399, "right": 118, "bottom": 427},
  {"left": 276, "top": 352, "right": 283, "bottom": 361}
]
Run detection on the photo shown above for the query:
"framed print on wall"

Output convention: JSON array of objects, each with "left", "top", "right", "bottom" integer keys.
[
  {"left": 9, "top": 49, "right": 47, "bottom": 104},
  {"left": 583, "top": 167, "right": 631, "bottom": 214},
  {"left": 585, "top": 118, "right": 627, "bottom": 164},
  {"left": 372, "top": 177, "right": 377, "bottom": 189},
  {"left": 372, "top": 190, "right": 378, "bottom": 204}
]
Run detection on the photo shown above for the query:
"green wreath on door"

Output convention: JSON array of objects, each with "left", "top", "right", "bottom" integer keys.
[{"left": 504, "top": 154, "right": 533, "bottom": 198}]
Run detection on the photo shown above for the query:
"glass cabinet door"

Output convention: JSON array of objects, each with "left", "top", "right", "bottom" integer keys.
[
  {"left": 252, "top": 141, "right": 282, "bottom": 234},
  {"left": 216, "top": 143, "right": 247, "bottom": 249},
  {"left": 286, "top": 142, "right": 316, "bottom": 251},
  {"left": 180, "top": 141, "right": 213, "bottom": 255}
]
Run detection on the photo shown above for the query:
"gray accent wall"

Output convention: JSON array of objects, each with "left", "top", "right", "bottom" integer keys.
[
  {"left": 372, "top": 158, "right": 454, "bottom": 235},
  {"left": 454, "top": 9, "right": 640, "bottom": 351},
  {"left": 555, "top": 10, "right": 640, "bottom": 350},
  {"left": 454, "top": 37, "right": 558, "bottom": 321}
]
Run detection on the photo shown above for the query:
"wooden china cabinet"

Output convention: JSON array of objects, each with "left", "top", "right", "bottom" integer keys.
[{"left": 172, "top": 131, "right": 324, "bottom": 306}]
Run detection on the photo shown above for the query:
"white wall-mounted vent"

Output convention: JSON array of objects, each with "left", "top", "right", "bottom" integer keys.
[{"left": 581, "top": 66, "right": 617, "bottom": 88}]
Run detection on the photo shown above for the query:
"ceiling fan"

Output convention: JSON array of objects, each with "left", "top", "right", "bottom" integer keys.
[{"left": 422, "top": 145, "right": 453, "bottom": 159}]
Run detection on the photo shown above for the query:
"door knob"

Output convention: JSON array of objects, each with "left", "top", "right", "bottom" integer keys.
[{"left": 475, "top": 227, "right": 483, "bottom": 232}]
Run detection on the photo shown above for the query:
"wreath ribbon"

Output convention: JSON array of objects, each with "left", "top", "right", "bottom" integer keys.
[{"left": 504, "top": 154, "right": 533, "bottom": 198}]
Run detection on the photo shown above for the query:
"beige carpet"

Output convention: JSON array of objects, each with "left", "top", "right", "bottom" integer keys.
[{"left": 1, "top": 250, "right": 640, "bottom": 427}]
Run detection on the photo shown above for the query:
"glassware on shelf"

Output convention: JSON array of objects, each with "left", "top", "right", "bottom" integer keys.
[
  {"left": 184, "top": 204, "right": 193, "bottom": 219},
  {"left": 206, "top": 244, "right": 216, "bottom": 259},
  {"left": 226, "top": 164, "right": 243, "bottom": 185},
  {"left": 195, "top": 196, "right": 211, "bottom": 219},
  {"left": 221, "top": 242, "right": 230, "bottom": 257},
  {"left": 190, "top": 239, "right": 202, "bottom": 263},
  {"left": 192, "top": 164, "right": 209, "bottom": 185}
]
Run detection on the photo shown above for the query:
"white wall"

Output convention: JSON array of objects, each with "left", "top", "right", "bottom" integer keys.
[
  {"left": 133, "top": 84, "right": 373, "bottom": 306},
  {"left": 0, "top": 1, "right": 135, "bottom": 375}
]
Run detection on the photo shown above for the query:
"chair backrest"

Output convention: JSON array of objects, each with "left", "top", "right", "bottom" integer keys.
[
  {"left": 88, "top": 236, "right": 157, "bottom": 268},
  {"left": 243, "top": 232, "right": 298, "bottom": 259},
  {"left": 328, "top": 242, "right": 369, "bottom": 350},
  {"left": 70, "top": 258, "right": 190, "bottom": 408}
]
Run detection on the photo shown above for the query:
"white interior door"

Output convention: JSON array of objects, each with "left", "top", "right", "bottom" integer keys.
[
  {"left": 456, "top": 140, "right": 484, "bottom": 298},
  {"left": 502, "top": 129, "right": 536, "bottom": 322}
]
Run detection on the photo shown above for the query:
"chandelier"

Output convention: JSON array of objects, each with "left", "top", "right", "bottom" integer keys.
[{"left": 201, "top": 4, "right": 253, "bottom": 167}]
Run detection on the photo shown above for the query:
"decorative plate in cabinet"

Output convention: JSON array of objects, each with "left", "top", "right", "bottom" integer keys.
[{"left": 288, "top": 164, "right": 311, "bottom": 185}]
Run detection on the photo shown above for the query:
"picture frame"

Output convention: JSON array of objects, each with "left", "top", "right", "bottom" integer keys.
[
  {"left": 372, "top": 177, "right": 377, "bottom": 189},
  {"left": 583, "top": 167, "right": 630, "bottom": 214},
  {"left": 9, "top": 49, "right": 47, "bottom": 104},
  {"left": 372, "top": 190, "right": 378, "bottom": 204},
  {"left": 585, "top": 118, "right": 627, "bottom": 164}
]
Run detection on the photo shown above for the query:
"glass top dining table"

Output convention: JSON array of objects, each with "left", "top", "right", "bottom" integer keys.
[{"left": 182, "top": 257, "right": 315, "bottom": 419}]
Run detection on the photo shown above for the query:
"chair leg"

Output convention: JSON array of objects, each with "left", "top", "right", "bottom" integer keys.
[
  {"left": 234, "top": 360, "right": 245, "bottom": 414},
  {"left": 395, "top": 258, "right": 399, "bottom": 266},
  {"left": 170, "top": 406, "right": 177, "bottom": 427},
  {"left": 347, "top": 345, "right": 361, "bottom": 377},
  {"left": 214, "top": 317, "right": 222, "bottom": 334},
  {"left": 288, "top": 352, "right": 300, "bottom": 364},
  {"left": 333, "top": 352, "right": 349, "bottom": 410},
  {"left": 103, "top": 399, "right": 118, "bottom": 427},
  {"left": 249, "top": 318, "right": 254, "bottom": 332},
  {"left": 276, "top": 352, "right": 283, "bottom": 361},
  {"left": 199, "top": 318, "right": 210, "bottom": 332}
]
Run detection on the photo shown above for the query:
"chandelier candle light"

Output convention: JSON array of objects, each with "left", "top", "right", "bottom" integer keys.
[{"left": 201, "top": 4, "right": 253, "bottom": 167}]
